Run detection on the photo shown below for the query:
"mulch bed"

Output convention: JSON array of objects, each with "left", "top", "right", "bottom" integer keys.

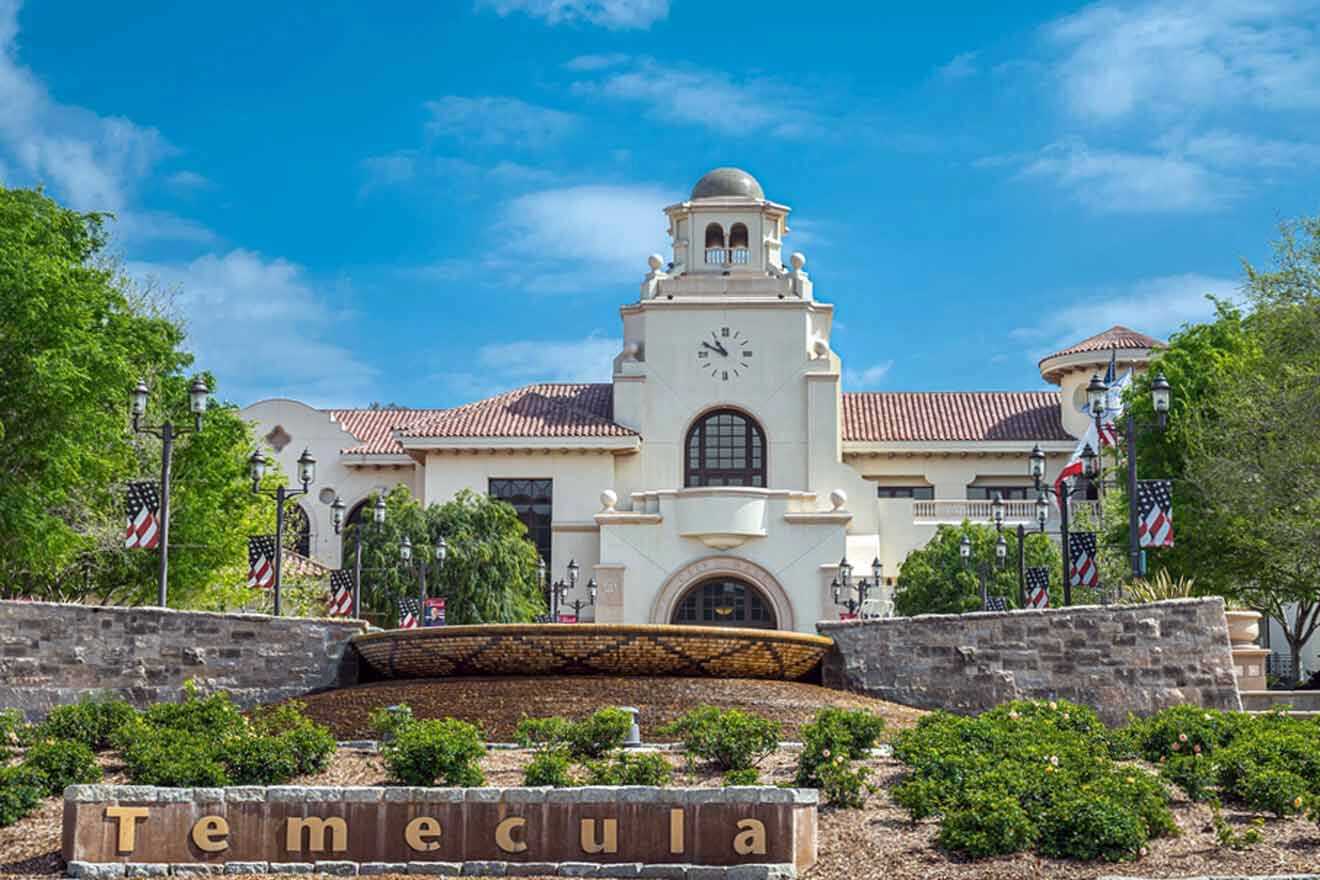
[
  {"left": 288, "top": 676, "right": 928, "bottom": 740},
  {"left": 4, "top": 746, "right": 1319, "bottom": 879}
]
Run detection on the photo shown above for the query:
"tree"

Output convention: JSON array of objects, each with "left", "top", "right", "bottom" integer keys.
[
  {"left": 345, "top": 486, "right": 545, "bottom": 627},
  {"left": 894, "top": 522, "right": 1062, "bottom": 617},
  {"left": 0, "top": 186, "right": 272, "bottom": 606}
]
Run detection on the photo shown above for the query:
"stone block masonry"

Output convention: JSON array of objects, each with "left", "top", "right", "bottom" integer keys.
[
  {"left": 0, "top": 600, "right": 366, "bottom": 719},
  {"left": 818, "top": 597, "right": 1241, "bottom": 725}
]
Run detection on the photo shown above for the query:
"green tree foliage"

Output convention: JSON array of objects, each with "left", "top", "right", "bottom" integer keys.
[
  {"left": 346, "top": 486, "right": 545, "bottom": 626},
  {"left": 0, "top": 186, "right": 274, "bottom": 608},
  {"left": 894, "top": 522, "right": 1062, "bottom": 616}
]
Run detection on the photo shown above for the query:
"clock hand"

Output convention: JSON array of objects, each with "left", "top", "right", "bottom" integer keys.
[
  {"left": 714, "top": 340, "right": 729, "bottom": 356},
  {"left": 701, "top": 342, "right": 723, "bottom": 355}
]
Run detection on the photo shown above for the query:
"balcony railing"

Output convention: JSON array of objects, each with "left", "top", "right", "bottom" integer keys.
[
  {"left": 910, "top": 499, "right": 1102, "bottom": 525},
  {"left": 705, "top": 247, "right": 750, "bottom": 265}
]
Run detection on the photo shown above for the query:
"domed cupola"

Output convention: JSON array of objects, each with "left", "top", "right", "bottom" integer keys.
[{"left": 663, "top": 167, "right": 790, "bottom": 277}]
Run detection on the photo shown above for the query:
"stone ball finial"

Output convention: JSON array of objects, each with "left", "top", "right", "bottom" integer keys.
[
  {"left": 600, "top": 489, "right": 618, "bottom": 512},
  {"left": 829, "top": 489, "right": 847, "bottom": 510},
  {"left": 647, "top": 254, "right": 663, "bottom": 271},
  {"left": 790, "top": 252, "right": 806, "bottom": 271}
]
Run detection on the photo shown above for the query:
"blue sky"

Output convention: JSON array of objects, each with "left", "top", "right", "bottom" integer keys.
[{"left": 3, "top": 0, "right": 1318, "bottom": 407}]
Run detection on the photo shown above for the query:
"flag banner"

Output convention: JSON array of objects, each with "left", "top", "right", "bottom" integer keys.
[
  {"left": 1137, "top": 479, "right": 1175, "bottom": 547},
  {"left": 124, "top": 481, "right": 161, "bottom": 549},
  {"left": 398, "top": 597, "right": 421, "bottom": 629},
  {"left": 1054, "top": 362, "right": 1132, "bottom": 505},
  {"left": 838, "top": 611, "right": 858, "bottom": 621},
  {"left": 327, "top": 570, "right": 354, "bottom": 617},
  {"left": 1026, "top": 567, "right": 1050, "bottom": 609},
  {"left": 984, "top": 596, "right": 1008, "bottom": 612},
  {"left": 246, "top": 535, "right": 277, "bottom": 590},
  {"left": 1068, "top": 532, "right": 1100, "bottom": 587},
  {"left": 423, "top": 597, "right": 446, "bottom": 627}
]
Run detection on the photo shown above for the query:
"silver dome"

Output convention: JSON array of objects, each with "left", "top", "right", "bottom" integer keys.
[{"left": 691, "top": 167, "right": 764, "bottom": 200}]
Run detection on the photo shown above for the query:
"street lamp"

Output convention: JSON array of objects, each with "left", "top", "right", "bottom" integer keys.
[
  {"left": 961, "top": 526, "right": 1005, "bottom": 609},
  {"left": 1031, "top": 440, "right": 1097, "bottom": 607},
  {"left": 130, "top": 376, "right": 210, "bottom": 607},
  {"left": 249, "top": 446, "right": 316, "bottom": 616},
  {"left": 548, "top": 559, "right": 580, "bottom": 622},
  {"left": 833, "top": 555, "right": 883, "bottom": 617},
  {"left": 1151, "top": 372, "right": 1171, "bottom": 429},
  {"left": 401, "top": 532, "right": 447, "bottom": 627},
  {"left": 565, "top": 577, "right": 598, "bottom": 620},
  {"left": 331, "top": 495, "right": 382, "bottom": 619}
]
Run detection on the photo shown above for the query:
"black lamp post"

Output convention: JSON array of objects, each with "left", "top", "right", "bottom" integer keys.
[
  {"left": 331, "top": 494, "right": 386, "bottom": 617},
  {"left": 832, "top": 555, "right": 883, "bottom": 618},
  {"left": 991, "top": 491, "right": 1026, "bottom": 607},
  {"left": 131, "top": 377, "right": 210, "bottom": 607},
  {"left": 548, "top": 559, "right": 579, "bottom": 622},
  {"left": 565, "top": 578, "right": 598, "bottom": 620},
  {"left": 960, "top": 529, "right": 1005, "bottom": 608},
  {"left": 400, "top": 532, "right": 447, "bottom": 626},
  {"left": 1029, "top": 440, "right": 1097, "bottom": 606},
  {"left": 248, "top": 446, "right": 316, "bottom": 616}
]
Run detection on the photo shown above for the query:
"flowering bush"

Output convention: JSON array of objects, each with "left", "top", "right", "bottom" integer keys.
[
  {"left": 937, "top": 791, "right": 1037, "bottom": 858},
  {"left": 793, "top": 707, "right": 885, "bottom": 789},
  {"left": 661, "top": 706, "right": 780, "bottom": 772}
]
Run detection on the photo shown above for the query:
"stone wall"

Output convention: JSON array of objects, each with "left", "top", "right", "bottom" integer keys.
[
  {"left": 819, "top": 597, "right": 1241, "bottom": 724},
  {"left": 0, "top": 600, "right": 366, "bottom": 719}
]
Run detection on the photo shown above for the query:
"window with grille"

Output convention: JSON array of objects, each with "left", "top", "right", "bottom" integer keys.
[
  {"left": 684, "top": 409, "right": 766, "bottom": 487},
  {"left": 876, "top": 486, "right": 934, "bottom": 500},
  {"left": 672, "top": 578, "right": 776, "bottom": 629},
  {"left": 489, "top": 479, "right": 553, "bottom": 569}
]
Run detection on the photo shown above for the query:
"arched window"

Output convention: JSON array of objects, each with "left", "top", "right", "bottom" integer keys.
[
  {"left": 685, "top": 409, "right": 766, "bottom": 487},
  {"left": 672, "top": 577, "right": 777, "bottom": 629},
  {"left": 704, "top": 223, "right": 727, "bottom": 264},
  {"left": 728, "top": 223, "right": 750, "bottom": 265}
]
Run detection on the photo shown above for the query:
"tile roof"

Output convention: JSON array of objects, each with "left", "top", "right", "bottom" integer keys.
[
  {"left": 397, "top": 383, "right": 638, "bottom": 440},
  {"left": 840, "top": 391, "right": 1072, "bottom": 442},
  {"left": 328, "top": 408, "right": 446, "bottom": 454},
  {"left": 1039, "top": 325, "right": 1165, "bottom": 366}
]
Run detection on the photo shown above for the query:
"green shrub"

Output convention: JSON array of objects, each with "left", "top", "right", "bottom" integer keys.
[
  {"left": 584, "top": 752, "right": 672, "bottom": 786},
  {"left": 221, "top": 735, "right": 299, "bottom": 786},
  {"left": 937, "top": 792, "right": 1037, "bottom": 858},
  {"left": 1236, "top": 766, "right": 1308, "bottom": 817},
  {"left": 662, "top": 706, "right": 780, "bottom": 772},
  {"left": 1085, "top": 771, "right": 1177, "bottom": 840},
  {"left": 383, "top": 718, "right": 486, "bottom": 786},
  {"left": 250, "top": 702, "right": 336, "bottom": 775},
  {"left": 21, "top": 739, "right": 102, "bottom": 795},
  {"left": 514, "top": 716, "right": 574, "bottom": 749},
  {"left": 722, "top": 768, "right": 760, "bottom": 786},
  {"left": 1160, "top": 754, "right": 1217, "bottom": 801},
  {"left": 138, "top": 684, "right": 246, "bottom": 739},
  {"left": 794, "top": 708, "right": 885, "bottom": 788},
  {"left": 119, "top": 725, "right": 229, "bottom": 787},
  {"left": 523, "top": 749, "right": 575, "bottom": 787},
  {"left": 815, "top": 755, "right": 873, "bottom": 808},
  {"left": 0, "top": 766, "right": 44, "bottom": 827},
  {"left": 567, "top": 708, "right": 633, "bottom": 759},
  {"left": 369, "top": 704, "right": 415, "bottom": 741},
  {"left": 1123, "top": 706, "right": 1242, "bottom": 763},
  {"left": 37, "top": 699, "right": 137, "bottom": 751},
  {"left": 0, "top": 709, "right": 25, "bottom": 759},
  {"left": 1037, "top": 794, "right": 1146, "bottom": 862},
  {"left": 891, "top": 775, "right": 944, "bottom": 820}
]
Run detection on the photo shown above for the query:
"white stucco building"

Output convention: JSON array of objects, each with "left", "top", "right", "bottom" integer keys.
[{"left": 243, "top": 168, "right": 1164, "bottom": 634}]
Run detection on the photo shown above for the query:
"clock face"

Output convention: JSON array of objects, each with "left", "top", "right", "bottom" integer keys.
[{"left": 696, "top": 326, "right": 754, "bottom": 381}]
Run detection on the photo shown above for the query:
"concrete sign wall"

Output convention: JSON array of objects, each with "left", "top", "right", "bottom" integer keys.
[{"left": 63, "top": 785, "right": 816, "bottom": 879}]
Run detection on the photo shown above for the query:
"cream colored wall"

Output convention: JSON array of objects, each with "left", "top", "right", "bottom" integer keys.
[{"left": 240, "top": 400, "right": 419, "bottom": 568}]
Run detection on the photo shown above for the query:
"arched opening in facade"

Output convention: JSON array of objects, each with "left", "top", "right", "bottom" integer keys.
[
  {"left": 684, "top": 408, "right": 766, "bottom": 487},
  {"left": 284, "top": 502, "right": 311, "bottom": 557},
  {"left": 670, "top": 577, "right": 777, "bottom": 629},
  {"left": 704, "top": 223, "right": 727, "bottom": 265},
  {"left": 728, "top": 222, "right": 749, "bottom": 265}
]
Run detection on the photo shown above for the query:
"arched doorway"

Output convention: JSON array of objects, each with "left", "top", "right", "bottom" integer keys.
[{"left": 670, "top": 577, "right": 777, "bottom": 629}]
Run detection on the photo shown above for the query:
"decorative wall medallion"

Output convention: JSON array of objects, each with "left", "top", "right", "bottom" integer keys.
[{"left": 265, "top": 425, "right": 292, "bottom": 452}]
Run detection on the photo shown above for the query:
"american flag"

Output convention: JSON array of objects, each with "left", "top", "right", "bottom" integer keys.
[
  {"left": 1068, "top": 532, "right": 1099, "bottom": 587},
  {"left": 398, "top": 597, "right": 421, "bottom": 629},
  {"left": 327, "top": 570, "right": 354, "bottom": 617},
  {"left": 124, "top": 481, "right": 161, "bottom": 549},
  {"left": 246, "top": 535, "right": 277, "bottom": 589},
  {"left": 984, "top": 596, "right": 1008, "bottom": 612},
  {"left": 1026, "top": 567, "right": 1050, "bottom": 609},
  {"left": 1137, "top": 480, "right": 1175, "bottom": 547},
  {"left": 1053, "top": 360, "right": 1132, "bottom": 505}
]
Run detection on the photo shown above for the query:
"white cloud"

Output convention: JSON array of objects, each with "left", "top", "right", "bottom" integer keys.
[
  {"left": 571, "top": 58, "right": 811, "bottom": 137},
  {"left": 424, "top": 96, "right": 578, "bottom": 146},
  {"left": 564, "top": 53, "right": 630, "bottom": 71},
  {"left": 165, "top": 170, "right": 212, "bottom": 190},
  {"left": 1012, "top": 272, "right": 1241, "bottom": 361},
  {"left": 1044, "top": 0, "right": 1320, "bottom": 121},
  {"left": 477, "top": 0, "right": 669, "bottom": 29},
  {"left": 479, "top": 332, "right": 620, "bottom": 382},
  {"left": 936, "top": 51, "right": 979, "bottom": 81},
  {"left": 1157, "top": 128, "right": 1320, "bottom": 167},
  {"left": 844, "top": 361, "right": 894, "bottom": 390},
  {"left": 359, "top": 151, "right": 419, "bottom": 191},
  {"left": 128, "top": 250, "right": 377, "bottom": 406},
  {"left": 1017, "top": 138, "right": 1237, "bottom": 212}
]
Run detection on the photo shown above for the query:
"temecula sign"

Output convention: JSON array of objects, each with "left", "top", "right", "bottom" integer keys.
[{"left": 63, "top": 786, "right": 817, "bottom": 875}]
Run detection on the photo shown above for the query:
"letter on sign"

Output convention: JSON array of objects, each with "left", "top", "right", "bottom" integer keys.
[
  {"left": 104, "top": 806, "right": 150, "bottom": 853},
  {"left": 405, "top": 817, "right": 443, "bottom": 852},
  {"left": 191, "top": 816, "right": 230, "bottom": 853},
  {"left": 286, "top": 817, "right": 348, "bottom": 853},
  {"left": 733, "top": 819, "right": 767, "bottom": 856},
  {"left": 579, "top": 818, "right": 618, "bottom": 854},
  {"left": 495, "top": 817, "right": 527, "bottom": 853}
]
